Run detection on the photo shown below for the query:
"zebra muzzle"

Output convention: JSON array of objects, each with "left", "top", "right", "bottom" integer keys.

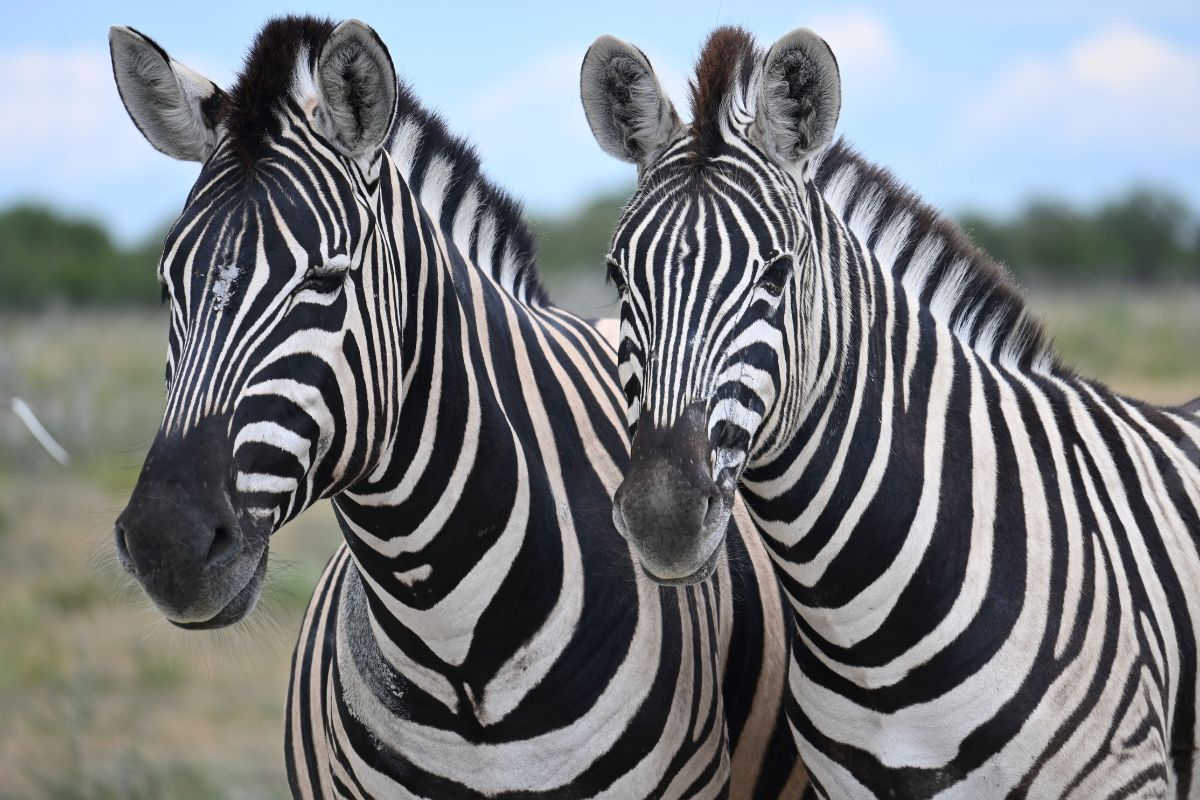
[
  {"left": 614, "top": 402, "right": 732, "bottom": 585},
  {"left": 115, "top": 415, "right": 270, "bottom": 627}
]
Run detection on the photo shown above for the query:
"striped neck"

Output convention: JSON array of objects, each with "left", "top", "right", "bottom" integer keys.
[
  {"left": 329, "top": 158, "right": 542, "bottom": 675},
  {"left": 740, "top": 147, "right": 1059, "bottom": 642}
]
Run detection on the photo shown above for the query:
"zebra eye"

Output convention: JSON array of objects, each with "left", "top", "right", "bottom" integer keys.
[
  {"left": 156, "top": 263, "right": 172, "bottom": 305},
  {"left": 605, "top": 256, "right": 627, "bottom": 292},
  {"left": 300, "top": 253, "right": 351, "bottom": 292},
  {"left": 757, "top": 254, "right": 793, "bottom": 297}
]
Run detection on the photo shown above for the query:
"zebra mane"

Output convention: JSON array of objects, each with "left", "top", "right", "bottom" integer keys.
[
  {"left": 813, "top": 139, "right": 1059, "bottom": 374},
  {"left": 689, "top": 26, "right": 758, "bottom": 160},
  {"left": 385, "top": 84, "right": 548, "bottom": 307},
  {"left": 225, "top": 15, "right": 336, "bottom": 164},
  {"left": 224, "top": 15, "right": 547, "bottom": 307}
]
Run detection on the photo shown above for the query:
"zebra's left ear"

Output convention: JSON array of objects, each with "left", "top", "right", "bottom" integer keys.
[
  {"left": 754, "top": 28, "right": 841, "bottom": 169},
  {"left": 314, "top": 19, "right": 397, "bottom": 163}
]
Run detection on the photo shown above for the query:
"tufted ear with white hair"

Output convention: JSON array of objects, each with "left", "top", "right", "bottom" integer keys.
[
  {"left": 754, "top": 28, "right": 841, "bottom": 168},
  {"left": 580, "top": 35, "right": 682, "bottom": 168},
  {"left": 109, "top": 26, "right": 228, "bottom": 162},
  {"left": 314, "top": 19, "right": 397, "bottom": 162}
]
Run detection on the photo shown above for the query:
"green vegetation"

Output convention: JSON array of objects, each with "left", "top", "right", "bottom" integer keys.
[
  {"left": 532, "top": 191, "right": 629, "bottom": 278},
  {"left": 0, "top": 206, "right": 164, "bottom": 308},
  {"left": 960, "top": 187, "right": 1199, "bottom": 283}
]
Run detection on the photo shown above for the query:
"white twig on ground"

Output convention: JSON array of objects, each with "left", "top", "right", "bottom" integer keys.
[{"left": 8, "top": 396, "right": 71, "bottom": 466}]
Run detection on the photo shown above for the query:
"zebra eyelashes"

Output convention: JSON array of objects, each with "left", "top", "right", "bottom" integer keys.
[
  {"left": 756, "top": 253, "right": 794, "bottom": 297},
  {"left": 605, "top": 255, "right": 628, "bottom": 293},
  {"left": 300, "top": 253, "right": 352, "bottom": 293}
]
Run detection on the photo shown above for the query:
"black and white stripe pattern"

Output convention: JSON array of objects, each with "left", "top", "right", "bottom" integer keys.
[
  {"left": 591, "top": 26, "right": 1200, "bottom": 799},
  {"left": 118, "top": 17, "right": 805, "bottom": 799}
]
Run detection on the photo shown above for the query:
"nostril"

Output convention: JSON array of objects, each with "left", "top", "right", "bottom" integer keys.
[
  {"left": 114, "top": 523, "right": 133, "bottom": 570},
  {"left": 701, "top": 490, "right": 724, "bottom": 529},
  {"left": 204, "top": 525, "right": 238, "bottom": 566}
]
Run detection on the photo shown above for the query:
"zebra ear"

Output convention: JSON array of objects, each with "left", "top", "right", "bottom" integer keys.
[
  {"left": 581, "top": 35, "right": 681, "bottom": 167},
  {"left": 315, "top": 19, "right": 397, "bottom": 162},
  {"left": 109, "top": 26, "right": 228, "bottom": 162},
  {"left": 755, "top": 28, "right": 841, "bottom": 168}
]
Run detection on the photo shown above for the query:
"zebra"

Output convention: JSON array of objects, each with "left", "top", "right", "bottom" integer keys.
[
  {"left": 108, "top": 16, "right": 806, "bottom": 798},
  {"left": 580, "top": 24, "right": 1200, "bottom": 799}
]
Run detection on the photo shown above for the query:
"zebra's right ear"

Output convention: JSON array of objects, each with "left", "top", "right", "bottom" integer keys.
[
  {"left": 581, "top": 36, "right": 681, "bottom": 168},
  {"left": 109, "top": 26, "right": 228, "bottom": 162}
]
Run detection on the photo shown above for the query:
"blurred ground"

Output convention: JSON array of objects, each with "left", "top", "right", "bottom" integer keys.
[
  {"left": 0, "top": 286, "right": 1198, "bottom": 798},
  {"left": 0, "top": 310, "right": 338, "bottom": 800}
]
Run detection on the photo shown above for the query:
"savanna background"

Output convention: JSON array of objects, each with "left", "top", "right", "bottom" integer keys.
[{"left": 1, "top": 2, "right": 1198, "bottom": 798}]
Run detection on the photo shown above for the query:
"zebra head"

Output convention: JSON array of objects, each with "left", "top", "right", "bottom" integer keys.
[
  {"left": 110, "top": 19, "right": 399, "bottom": 627},
  {"left": 581, "top": 27, "right": 841, "bottom": 583}
]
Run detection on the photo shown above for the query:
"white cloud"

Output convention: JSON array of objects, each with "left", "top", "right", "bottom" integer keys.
[
  {"left": 961, "top": 24, "right": 1200, "bottom": 149},
  {"left": 806, "top": 10, "right": 905, "bottom": 102},
  {"left": 0, "top": 47, "right": 155, "bottom": 179},
  {"left": 808, "top": 10, "right": 898, "bottom": 74}
]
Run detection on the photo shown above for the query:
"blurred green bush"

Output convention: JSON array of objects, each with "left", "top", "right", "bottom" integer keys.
[
  {"left": 0, "top": 206, "right": 165, "bottom": 308},
  {"left": 961, "top": 186, "right": 1199, "bottom": 283}
]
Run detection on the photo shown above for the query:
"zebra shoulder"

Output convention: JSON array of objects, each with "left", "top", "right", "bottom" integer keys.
[{"left": 590, "top": 318, "right": 621, "bottom": 352}]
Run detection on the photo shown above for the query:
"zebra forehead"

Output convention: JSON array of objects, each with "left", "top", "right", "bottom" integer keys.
[
  {"left": 618, "top": 174, "right": 793, "bottom": 261},
  {"left": 169, "top": 187, "right": 325, "bottom": 273}
]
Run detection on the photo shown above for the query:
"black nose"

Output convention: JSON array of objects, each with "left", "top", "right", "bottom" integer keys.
[
  {"left": 114, "top": 415, "right": 250, "bottom": 619},
  {"left": 614, "top": 460, "right": 723, "bottom": 543},
  {"left": 614, "top": 402, "right": 730, "bottom": 578},
  {"left": 115, "top": 478, "right": 242, "bottom": 580}
]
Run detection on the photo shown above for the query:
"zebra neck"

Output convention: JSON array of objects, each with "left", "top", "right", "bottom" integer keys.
[
  {"left": 744, "top": 195, "right": 983, "bottom": 638},
  {"left": 327, "top": 176, "right": 577, "bottom": 697}
]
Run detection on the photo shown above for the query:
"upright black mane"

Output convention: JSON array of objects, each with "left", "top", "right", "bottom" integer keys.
[
  {"left": 221, "top": 15, "right": 547, "bottom": 306},
  {"left": 815, "top": 139, "right": 1060, "bottom": 373},
  {"left": 225, "top": 15, "right": 335, "bottom": 164}
]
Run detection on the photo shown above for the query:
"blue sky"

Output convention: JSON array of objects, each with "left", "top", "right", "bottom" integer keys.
[{"left": 2, "top": 1, "right": 1198, "bottom": 243}]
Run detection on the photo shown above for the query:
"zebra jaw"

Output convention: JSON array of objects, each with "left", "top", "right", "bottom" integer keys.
[{"left": 170, "top": 547, "right": 269, "bottom": 630}]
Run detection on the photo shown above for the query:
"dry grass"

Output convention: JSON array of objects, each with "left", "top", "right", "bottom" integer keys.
[
  {"left": 0, "top": 473, "right": 338, "bottom": 799},
  {"left": 1032, "top": 287, "right": 1200, "bottom": 405},
  {"left": 0, "top": 309, "right": 340, "bottom": 799}
]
